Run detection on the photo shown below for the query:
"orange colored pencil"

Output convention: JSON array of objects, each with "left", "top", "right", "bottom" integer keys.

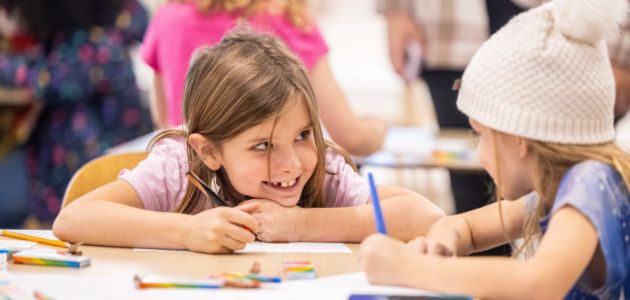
[{"left": 0, "top": 230, "right": 69, "bottom": 248}]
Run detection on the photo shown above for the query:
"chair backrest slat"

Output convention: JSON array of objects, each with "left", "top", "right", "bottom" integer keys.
[{"left": 61, "top": 152, "right": 148, "bottom": 209}]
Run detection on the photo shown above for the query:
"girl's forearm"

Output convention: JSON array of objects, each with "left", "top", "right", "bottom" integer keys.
[
  {"left": 53, "top": 200, "right": 191, "bottom": 249},
  {"left": 298, "top": 196, "right": 444, "bottom": 242}
]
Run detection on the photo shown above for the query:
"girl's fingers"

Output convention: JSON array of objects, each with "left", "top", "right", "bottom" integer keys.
[
  {"left": 427, "top": 241, "right": 454, "bottom": 257},
  {"left": 235, "top": 201, "right": 260, "bottom": 214},
  {"left": 426, "top": 240, "right": 440, "bottom": 256},
  {"left": 216, "top": 245, "right": 234, "bottom": 254},
  {"left": 418, "top": 240, "right": 428, "bottom": 254},
  {"left": 223, "top": 222, "right": 256, "bottom": 244},
  {"left": 225, "top": 208, "right": 259, "bottom": 233},
  {"left": 407, "top": 238, "right": 420, "bottom": 251},
  {"left": 436, "top": 243, "right": 454, "bottom": 257},
  {"left": 219, "top": 233, "right": 247, "bottom": 251},
  {"left": 409, "top": 238, "right": 428, "bottom": 254}
]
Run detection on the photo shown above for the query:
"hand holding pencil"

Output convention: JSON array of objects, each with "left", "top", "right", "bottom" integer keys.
[{"left": 367, "top": 172, "right": 387, "bottom": 234}]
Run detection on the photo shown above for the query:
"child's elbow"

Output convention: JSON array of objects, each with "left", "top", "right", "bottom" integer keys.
[
  {"left": 415, "top": 193, "right": 446, "bottom": 223},
  {"left": 397, "top": 191, "right": 446, "bottom": 239},
  {"left": 52, "top": 210, "right": 73, "bottom": 242}
]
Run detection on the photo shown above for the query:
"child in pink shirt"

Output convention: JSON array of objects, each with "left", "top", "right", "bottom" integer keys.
[
  {"left": 53, "top": 31, "right": 443, "bottom": 253},
  {"left": 141, "top": 0, "right": 387, "bottom": 156}
]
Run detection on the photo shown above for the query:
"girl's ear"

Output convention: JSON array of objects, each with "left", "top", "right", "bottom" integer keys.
[{"left": 188, "top": 133, "right": 222, "bottom": 170}]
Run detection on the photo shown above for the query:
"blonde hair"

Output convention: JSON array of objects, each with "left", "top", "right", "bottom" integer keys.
[
  {"left": 492, "top": 133, "right": 630, "bottom": 257},
  {"left": 192, "top": 0, "right": 310, "bottom": 29},
  {"left": 150, "top": 30, "right": 353, "bottom": 214}
]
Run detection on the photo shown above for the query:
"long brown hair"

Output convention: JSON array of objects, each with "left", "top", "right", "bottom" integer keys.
[
  {"left": 150, "top": 30, "right": 352, "bottom": 214},
  {"left": 492, "top": 133, "right": 630, "bottom": 256},
  {"left": 191, "top": 0, "right": 311, "bottom": 29}
]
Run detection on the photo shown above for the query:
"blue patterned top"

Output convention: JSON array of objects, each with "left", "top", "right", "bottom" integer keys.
[
  {"left": 539, "top": 160, "right": 630, "bottom": 299},
  {"left": 0, "top": 1, "right": 152, "bottom": 222}
]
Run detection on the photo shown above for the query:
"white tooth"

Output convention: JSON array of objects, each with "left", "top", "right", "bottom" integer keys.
[
  {"left": 281, "top": 181, "right": 288, "bottom": 188},
  {"left": 289, "top": 180, "right": 296, "bottom": 186}
]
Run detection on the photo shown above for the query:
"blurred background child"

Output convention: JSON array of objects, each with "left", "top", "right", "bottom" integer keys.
[
  {"left": 142, "top": 0, "right": 387, "bottom": 156},
  {"left": 0, "top": 0, "right": 152, "bottom": 225}
]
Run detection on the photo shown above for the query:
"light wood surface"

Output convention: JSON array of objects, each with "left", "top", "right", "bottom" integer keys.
[
  {"left": 2, "top": 233, "right": 363, "bottom": 299},
  {"left": 6, "top": 243, "right": 361, "bottom": 278}
]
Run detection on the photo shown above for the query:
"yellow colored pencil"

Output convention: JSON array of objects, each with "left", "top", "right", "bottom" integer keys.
[{"left": 0, "top": 230, "right": 69, "bottom": 248}]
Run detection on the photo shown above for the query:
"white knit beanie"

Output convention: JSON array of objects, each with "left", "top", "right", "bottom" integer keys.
[{"left": 456, "top": 0, "right": 628, "bottom": 144}]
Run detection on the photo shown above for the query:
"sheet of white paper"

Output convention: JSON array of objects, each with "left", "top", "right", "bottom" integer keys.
[
  {"left": 281, "top": 272, "right": 438, "bottom": 296},
  {"left": 236, "top": 242, "right": 353, "bottom": 254},
  {"left": 133, "top": 248, "right": 185, "bottom": 252},
  {"left": 0, "top": 240, "right": 37, "bottom": 250},
  {"left": 133, "top": 242, "right": 352, "bottom": 254},
  {"left": 1, "top": 230, "right": 58, "bottom": 240}
]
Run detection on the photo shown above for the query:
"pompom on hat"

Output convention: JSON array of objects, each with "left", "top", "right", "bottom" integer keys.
[{"left": 456, "top": 0, "right": 629, "bottom": 144}]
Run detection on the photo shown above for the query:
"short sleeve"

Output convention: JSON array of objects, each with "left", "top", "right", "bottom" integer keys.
[
  {"left": 323, "top": 149, "right": 371, "bottom": 207},
  {"left": 550, "top": 161, "right": 624, "bottom": 225},
  {"left": 118, "top": 137, "right": 189, "bottom": 211},
  {"left": 252, "top": 14, "right": 329, "bottom": 71},
  {"left": 140, "top": 7, "right": 163, "bottom": 72},
  {"left": 547, "top": 160, "right": 630, "bottom": 299},
  {"left": 284, "top": 25, "right": 329, "bottom": 70}
]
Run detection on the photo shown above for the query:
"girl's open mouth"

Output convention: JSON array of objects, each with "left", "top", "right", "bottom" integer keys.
[{"left": 263, "top": 175, "right": 301, "bottom": 191}]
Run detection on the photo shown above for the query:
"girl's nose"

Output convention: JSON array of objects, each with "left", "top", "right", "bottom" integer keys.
[{"left": 273, "top": 146, "right": 301, "bottom": 172}]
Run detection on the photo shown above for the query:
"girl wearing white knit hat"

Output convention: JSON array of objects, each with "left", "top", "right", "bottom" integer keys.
[{"left": 359, "top": 0, "right": 630, "bottom": 298}]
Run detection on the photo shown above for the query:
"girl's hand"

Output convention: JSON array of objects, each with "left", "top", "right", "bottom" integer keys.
[
  {"left": 385, "top": 11, "right": 425, "bottom": 81},
  {"left": 181, "top": 202, "right": 259, "bottom": 254},
  {"left": 407, "top": 236, "right": 454, "bottom": 257},
  {"left": 359, "top": 234, "right": 419, "bottom": 286},
  {"left": 239, "top": 199, "right": 304, "bottom": 242}
]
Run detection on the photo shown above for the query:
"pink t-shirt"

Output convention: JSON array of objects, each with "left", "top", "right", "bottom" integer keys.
[
  {"left": 119, "top": 137, "right": 370, "bottom": 211},
  {"left": 141, "top": 3, "right": 329, "bottom": 126}
]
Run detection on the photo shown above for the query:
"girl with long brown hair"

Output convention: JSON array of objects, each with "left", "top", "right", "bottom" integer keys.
[{"left": 53, "top": 31, "right": 444, "bottom": 254}]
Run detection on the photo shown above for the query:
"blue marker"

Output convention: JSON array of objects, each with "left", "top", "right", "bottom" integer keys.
[{"left": 367, "top": 172, "right": 387, "bottom": 234}]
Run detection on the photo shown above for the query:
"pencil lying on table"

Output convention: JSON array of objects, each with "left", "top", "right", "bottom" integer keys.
[{"left": 0, "top": 230, "right": 70, "bottom": 248}]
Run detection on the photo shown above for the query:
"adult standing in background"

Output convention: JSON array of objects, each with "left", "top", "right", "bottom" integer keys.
[
  {"left": 0, "top": 0, "right": 152, "bottom": 225},
  {"left": 378, "top": 0, "right": 544, "bottom": 216}
]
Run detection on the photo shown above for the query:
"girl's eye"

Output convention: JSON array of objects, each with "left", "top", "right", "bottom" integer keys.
[
  {"left": 252, "top": 142, "right": 271, "bottom": 151},
  {"left": 297, "top": 129, "right": 312, "bottom": 141},
  {"left": 469, "top": 129, "right": 479, "bottom": 136}
]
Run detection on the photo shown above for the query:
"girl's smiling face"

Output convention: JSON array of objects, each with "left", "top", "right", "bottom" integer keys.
[{"left": 194, "top": 99, "right": 318, "bottom": 207}]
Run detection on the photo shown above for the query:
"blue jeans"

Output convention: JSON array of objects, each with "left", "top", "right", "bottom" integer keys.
[{"left": 0, "top": 148, "right": 29, "bottom": 228}]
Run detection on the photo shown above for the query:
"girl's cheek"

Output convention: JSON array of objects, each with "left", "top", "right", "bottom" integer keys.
[
  {"left": 297, "top": 143, "right": 318, "bottom": 164},
  {"left": 477, "top": 139, "right": 495, "bottom": 179}
]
